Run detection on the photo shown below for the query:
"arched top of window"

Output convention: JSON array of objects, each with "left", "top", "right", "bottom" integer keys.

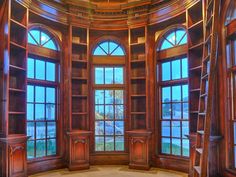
[
  {"left": 28, "top": 28, "right": 58, "bottom": 51},
  {"left": 158, "top": 28, "right": 187, "bottom": 51},
  {"left": 225, "top": 1, "right": 236, "bottom": 25},
  {"left": 93, "top": 40, "right": 125, "bottom": 56}
]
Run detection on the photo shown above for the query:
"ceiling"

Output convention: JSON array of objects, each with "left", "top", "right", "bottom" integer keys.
[{"left": 56, "top": 0, "right": 151, "bottom": 10}]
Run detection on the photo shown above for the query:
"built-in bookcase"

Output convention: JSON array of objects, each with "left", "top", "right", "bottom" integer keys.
[
  {"left": 0, "top": 1, "right": 29, "bottom": 176},
  {"left": 8, "top": 0, "right": 28, "bottom": 136},
  {"left": 187, "top": 0, "right": 203, "bottom": 133},
  {"left": 70, "top": 26, "right": 89, "bottom": 131},
  {"left": 187, "top": 1, "right": 204, "bottom": 176},
  {"left": 129, "top": 26, "right": 147, "bottom": 130},
  {"left": 67, "top": 25, "right": 90, "bottom": 171}
]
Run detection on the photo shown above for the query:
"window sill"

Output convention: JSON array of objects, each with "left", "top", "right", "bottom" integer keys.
[
  {"left": 156, "top": 154, "right": 189, "bottom": 161},
  {"left": 27, "top": 155, "right": 63, "bottom": 164}
]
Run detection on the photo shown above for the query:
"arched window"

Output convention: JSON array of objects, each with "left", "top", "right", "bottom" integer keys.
[
  {"left": 225, "top": 2, "right": 236, "bottom": 168},
  {"left": 28, "top": 28, "right": 58, "bottom": 51},
  {"left": 92, "top": 40, "right": 125, "bottom": 152},
  {"left": 156, "top": 28, "right": 189, "bottom": 157},
  {"left": 93, "top": 40, "right": 125, "bottom": 56},
  {"left": 158, "top": 29, "right": 187, "bottom": 51},
  {"left": 27, "top": 27, "right": 60, "bottom": 159}
]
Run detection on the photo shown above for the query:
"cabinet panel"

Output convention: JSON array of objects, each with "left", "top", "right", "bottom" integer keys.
[
  {"left": 9, "top": 143, "right": 27, "bottom": 177},
  {"left": 71, "top": 137, "right": 88, "bottom": 163}
]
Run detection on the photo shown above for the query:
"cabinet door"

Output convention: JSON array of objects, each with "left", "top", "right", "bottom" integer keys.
[
  {"left": 71, "top": 136, "right": 89, "bottom": 164},
  {"left": 9, "top": 143, "right": 27, "bottom": 177},
  {"left": 130, "top": 137, "right": 147, "bottom": 164}
]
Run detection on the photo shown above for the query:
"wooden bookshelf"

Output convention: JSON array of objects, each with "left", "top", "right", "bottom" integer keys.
[
  {"left": 0, "top": 0, "right": 29, "bottom": 176},
  {"left": 187, "top": 1, "right": 204, "bottom": 176},
  {"left": 71, "top": 26, "right": 89, "bottom": 131},
  {"left": 187, "top": 0, "right": 204, "bottom": 133},
  {"left": 67, "top": 25, "right": 90, "bottom": 171},
  {"left": 128, "top": 26, "right": 151, "bottom": 170}
]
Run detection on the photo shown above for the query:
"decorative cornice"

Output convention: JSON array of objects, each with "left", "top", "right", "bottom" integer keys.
[{"left": 23, "top": 0, "right": 199, "bottom": 29}]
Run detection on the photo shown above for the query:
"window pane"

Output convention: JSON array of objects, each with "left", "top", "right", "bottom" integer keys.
[
  {"left": 35, "top": 104, "right": 45, "bottom": 120},
  {"left": 36, "top": 140, "right": 46, "bottom": 157},
  {"left": 115, "top": 90, "right": 123, "bottom": 104},
  {"left": 95, "top": 68, "right": 104, "bottom": 84},
  {"left": 109, "top": 42, "right": 118, "bottom": 54},
  {"left": 46, "top": 88, "right": 55, "bottom": 103},
  {"left": 115, "top": 105, "right": 124, "bottom": 119},
  {"left": 35, "top": 60, "right": 45, "bottom": 80},
  {"left": 105, "top": 121, "right": 114, "bottom": 135},
  {"left": 172, "top": 121, "right": 181, "bottom": 137},
  {"left": 100, "top": 42, "right": 109, "bottom": 54},
  {"left": 115, "top": 136, "right": 124, "bottom": 151},
  {"left": 105, "top": 90, "right": 114, "bottom": 104},
  {"left": 162, "top": 138, "right": 170, "bottom": 154},
  {"left": 160, "top": 40, "right": 173, "bottom": 50},
  {"left": 105, "top": 105, "right": 114, "bottom": 119},
  {"left": 28, "top": 33, "right": 37, "bottom": 45},
  {"left": 115, "top": 121, "right": 124, "bottom": 135},
  {"left": 95, "top": 121, "right": 104, "bottom": 135},
  {"left": 36, "top": 122, "right": 46, "bottom": 139},
  {"left": 172, "top": 86, "right": 181, "bottom": 102},
  {"left": 172, "top": 60, "right": 181, "bottom": 80},
  {"left": 183, "top": 103, "right": 189, "bottom": 119},
  {"left": 105, "top": 68, "right": 113, "bottom": 84},
  {"left": 182, "top": 139, "right": 189, "bottom": 157},
  {"left": 179, "top": 34, "right": 187, "bottom": 45},
  {"left": 40, "top": 32, "right": 50, "bottom": 45},
  {"left": 162, "top": 104, "right": 171, "bottom": 119},
  {"left": 176, "top": 30, "right": 186, "bottom": 45},
  {"left": 27, "top": 122, "right": 34, "bottom": 140},
  {"left": 162, "top": 87, "right": 171, "bottom": 103},
  {"left": 114, "top": 67, "right": 123, "bottom": 84},
  {"left": 95, "top": 137, "right": 104, "bottom": 151},
  {"left": 162, "top": 121, "right": 170, "bottom": 137},
  {"left": 27, "top": 141, "right": 34, "bottom": 159},
  {"left": 172, "top": 103, "right": 182, "bottom": 119},
  {"left": 47, "top": 139, "right": 56, "bottom": 156},
  {"left": 182, "top": 58, "right": 188, "bottom": 78},
  {"left": 27, "top": 103, "right": 34, "bottom": 120},
  {"left": 27, "top": 85, "right": 34, "bottom": 102},
  {"left": 27, "top": 58, "right": 35, "bottom": 79},
  {"left": 182, "top": 85, "right": 189, "bottom": 101},
  {"left": 172, "top": 138, "right": 181, "bottom": 155},
  {"left": 112, "top": 47, "right": 125, "bottom": 56},
  {"left": 166, "top": 31, "right": 176, "bottom": 45},
  {"left": 105, "top": 136, "right": 114, "bottom": 151},
  {"left": 29, "top": 30, "right": 40, "bottom": 44},
  {"left": 47, "top": 122, "right": 56, "bottom": 138},
  {"left": 43, "top": 40, "right": 57, "bottom": 51},
  {"left": 46, "top": 62, "right": 56, "bottom": 81},
  {"left": 162, "top": 62, "right": 170, "bottom": 81},
  {"left": 95, "top": 90, "right": 104, "bottom": 104},
  {"left": 95, "top": 105, "right": 104, "bottom": 120},
  {"left": 94, "top": 47, "right": 107, "bottom": 55},
  {"left": 35, "top": 86, "right": 45, "bottom": 103},
  {"left": 182, "top": 121, "right": 189, "bottom": 138},
  {"left": 46, "top": 104, "right": 55, "bottom": 120}
]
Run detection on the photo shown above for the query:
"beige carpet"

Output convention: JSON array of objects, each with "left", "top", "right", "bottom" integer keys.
[{"left": 30, "top": 165, "right": 188, "bottom": 177}]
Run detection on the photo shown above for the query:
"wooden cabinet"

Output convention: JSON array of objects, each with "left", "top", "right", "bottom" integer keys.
[
  {"left": 67, "top": 131, "right": 91, "bottom": 170},
  {"left": 0, "top": 136, "right": 28, "bottom": 177},
  {"left": 127, "top": 130, "right": 151, "bottom": 170}
]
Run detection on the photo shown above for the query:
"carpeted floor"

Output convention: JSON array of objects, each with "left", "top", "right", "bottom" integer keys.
[{"left": 30, "top": 165, "right": 188, "bottom": 177}]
